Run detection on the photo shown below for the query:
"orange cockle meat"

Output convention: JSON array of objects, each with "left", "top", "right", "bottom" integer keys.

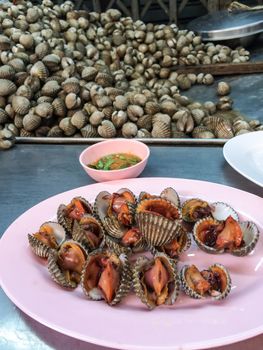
[
  {"left": 58, "top": 243, "right": 86, "bottom": 274},
  {"left": 109, "top": 193, "right": 133, "bottom": 226},
  {"left": 67, "top": 199, "right": 86, "bottom": 220},
  {"left": 144, "top": 258, "right": 169, "bottom": 297},
  {"left": 121, "top": 227, "right": 141, "bottom": 247},
  {"left": 186, "top": 265, "right": 211, "bottom": 296},
  {"left": 33, "top": 224, "right": 58, "bottom": 249},
  {"left": 98, "top": 258, "right": 120, "bottom": 303},
  {"left": 216, "top": 216, "right": 243, "bottom": 250}
]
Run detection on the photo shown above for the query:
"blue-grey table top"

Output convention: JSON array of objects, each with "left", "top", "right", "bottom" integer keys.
[{"left": 0, "top": 144, "right": 263, "bottom": 350}]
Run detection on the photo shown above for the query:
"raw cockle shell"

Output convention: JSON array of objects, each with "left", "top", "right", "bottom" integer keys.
[
  {"left": 193, "top": 215, "right": 259, "bottom": 256},
  {"left": 180, "top": 263, "right": 231, "bottom": 300},
  {"left": 210, "top": 202, "right": 239, "bottom": 222},
  {"left": 57, "top": 196, "right": 93, "bottom": 234},
  {"left": 81, "top": 249, "right": 132, "bottom": 305},
  {"left": 160, "top": 187, "right": 181, "bottom": 207},
  {"left": 48, "top": 240, "right": 88, "bottom": 288},
  {"left": 28, "top": 221, "right": 66, "bottom": 258},
  {"left": 72, "top": 214, "right": 104, "bottom": 251},
  {"left": 133, "top": 252, "right": 180, "bottom": 309},
  {"left": 217, "top": 82, "right": 231, "bottom": 96},
  {"left": 182, "top": 198, "right": 212, "bottom": 223},
  {"left": 0, "top": 79, "right": 16, "bottom": 96},
  {"left": 136, "top": 197, "right": 182, "bottom": 246}
]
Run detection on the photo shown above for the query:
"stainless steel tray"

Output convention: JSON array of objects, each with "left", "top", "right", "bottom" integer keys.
[
  {"left": 16, "top": 137, "right": 227, "bottom": 145},
  {"left": 188, "top": 9, "right": 263, "bottom": 42}
]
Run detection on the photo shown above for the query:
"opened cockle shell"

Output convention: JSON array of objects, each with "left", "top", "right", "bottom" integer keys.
[
  {"left": 156, "top": 229, "right": 191, "bottom": 259},
  {"left": 180, "top": 263, "right": 231, "bottom": 300},
  {"left": 193, "top": 215, "right": 259, "bottom": 256},
  {"left": 28, "top": 221, "right": 66, "bottom": 258},
  {"left": 136, "top": 197, "right": 182, "bottom": 246},
  {"left": 182, "top": 198, "right": 211, "bottom": 223},
  {"left": 48, "top": 240, "right": 88, "bottom": 288},
  {"left": 81, "top": 249, "right": 132, "bottom": 305},
  {"left": 72, "top": 214, "right": 104, "bottom": 251},
  {"left": 57, "top": 196, "right": 93, "bottom": 234},
  {"left": 133, "top": 252, "right": 180, "bottom": 309}
]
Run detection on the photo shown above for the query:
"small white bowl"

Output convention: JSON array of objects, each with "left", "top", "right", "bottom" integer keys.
[{"left": 79, "top": 139, "right": 150, "bottom": 182}]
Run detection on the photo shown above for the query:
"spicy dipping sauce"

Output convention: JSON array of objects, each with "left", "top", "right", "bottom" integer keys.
[{"left": 88, "top": 153, "right": 142, "bottom": 171}]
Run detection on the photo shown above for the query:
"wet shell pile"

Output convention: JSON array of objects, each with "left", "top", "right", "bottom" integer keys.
[
  {"left": 0, "top": 0, "right": 262, "bottom": 148},
  {"left": 28, "top": 187, "right": 260, "bottom": 309}
]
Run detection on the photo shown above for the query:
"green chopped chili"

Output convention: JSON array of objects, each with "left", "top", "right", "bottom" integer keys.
[{"left": 88, "top": 153, "right": 142, "bottom": 171}]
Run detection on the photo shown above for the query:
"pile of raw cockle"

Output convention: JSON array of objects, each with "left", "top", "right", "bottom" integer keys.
[
  {"left": 0, "top": 0, "right": 262, "bottom": 149},
  {"left": 28, "top": 187, "right": 259, "bottom": 309}
]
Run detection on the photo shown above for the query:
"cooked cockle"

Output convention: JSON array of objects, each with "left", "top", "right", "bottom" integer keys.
[
  {"left": 48, "top": 240, "right": 88, "bottom": 288},
  {"left": 57, "top": 196, "right": 93, "bottom": 234},
  {"left": 133, "top": 252, "right": 179, "bottom": 309},
  {"left": 94, "top": 188, "right": 136, "bottom": 239},
  {"left": 193, "top": 215, "right": 259, "bottom": 256},
  {"left": 28, "top": 221, "right": 66, "bottom": 258},
  {"left": 136, "top": 197, "right": 182, "bottom": 246},
  {"left": 72, "top": 214, "right": 104, "bottom": 251},
  {"left": 182, "top": 198, "right": 212, "bottom": 223},
  {"left": 180, "top": 263, "right": 231, "bottom": 300},
  {"left": 81, "top": 249, "right": 132, "bottom": 305},
  {"left": 156, "top": 230, "right": 191, "bottom": 259}
]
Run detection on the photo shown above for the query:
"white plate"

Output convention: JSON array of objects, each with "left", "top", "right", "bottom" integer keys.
[{"left": 223, "top": 131, "right": 263, "bottom": 187}]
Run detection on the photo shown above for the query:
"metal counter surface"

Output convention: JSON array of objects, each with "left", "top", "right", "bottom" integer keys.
[{"left": 1, "top": 144, "right": 263, "bottom": 350}]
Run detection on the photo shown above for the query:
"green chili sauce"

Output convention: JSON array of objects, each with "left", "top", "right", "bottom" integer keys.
[{"left": 88, "top": 153, "right": 142, "bottom": 171}]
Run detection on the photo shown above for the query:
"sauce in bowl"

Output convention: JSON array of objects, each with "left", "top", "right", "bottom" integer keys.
[{"left": 88, "top": 153, "right": 142, "bottom": 171}]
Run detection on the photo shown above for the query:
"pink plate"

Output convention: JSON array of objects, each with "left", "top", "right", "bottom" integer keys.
[{"left": 0, "top": 178, "right": 263, "bottom": 350}]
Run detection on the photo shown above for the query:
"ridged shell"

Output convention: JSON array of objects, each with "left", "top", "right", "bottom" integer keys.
[
  {"left": 28, "top": 221, "right": 66, "bottom": 258},
  {"left": 72, "top": 214, "right": 104, "bottom": 251},
  {"left": 156, "top": 230, "right": 191, "bottom": 259},
  {"left": 180, "top": 263, "right": 231, "bottom": 300},
  {"left": 127, "top": 105, "right": 144, "bottom": 121},
  {"left": 145, "top": 101, "right": 160, "bottom": 115},
  {"left": 81, "top": 124, "right": 99, "bottom": 138},
  {"left": 48, "top": 240, "right": 88, "bottom": 289},
  {"left": 57, "top": 196, "right": 93, "bottom": 234},
  {"left": 16, "top": 85, "right": 33, "bottom": 100},
  {"left": 81, "top": 249, "right": 132, "bottom": 305},
  {"left": 95, "top": 71, "right": 114, "bottom": 87},
  {"left": 113, "top": 95, "right": 129, "bottom": 110},
  {"left": 35, "top": 102, "right": 53, "bottom": 118},
  {"left": 136, "top": 198, "right": 182, "bottom": 246},
  {"left": 111, "top": 110, "right": 127, "bottom": 128},
  {"left": 12, "top": 96, "right": 30, "bottom": 115},
  {"left": 59, "top": 117, "right": 76, "bottom": 136},
  {"left": 151, "top": 121, "right": 171, "bottom": 138},
  {"left": 52, "top": 97, "right": 66, "bottom": 118},
  {"left": 214, "top": 120, "right": 234, "bottom": 139},
  {"left": 98, "top": 120, "right": 116, "bottom": 138},
  {"left": 30, "top": 61, "right": 49, "bottom": 80},
  {"left": 160, "top": 187, "right": 181, "bottom": 207},
  {"left": 42, "top": 54, "right": 61, "bottom": 69},
  {"left": 47, "top": 125, "right": 64, "bottom": 137},
  {"left": 137, "top": 114, "right": 152, "bottom": 131},
  {"left": 0, "top": 35, "right": 11, "bottom": 50},
  {"left": 71, "top": 110, "right": 87, "bottom": 129},
  {"left": 81, "top": 67, "right": 98, "bottom": 81},
  {"left": 65, "top": 93, "right": 81, "bottom": 110},
  {"left": 22, "top": 114, "right": 41, "bottom": 131},
  {"left": 89, "top": 111, "right": 104, "bottom": 126},
  {"left": 161, "top": 101, "right": 177, "bottom": 116},
  {"left": 133, "top": 252, "right": 180, "bottom": 309},
  {"left": 121, "top": 122, "right": 138, "bottom": 138},
  {"left": 62, "top": 77, "right": 80, "bottom": 94},
  {"left": 103, "top": 234, "right": 131, "bottom": 255},
  {"left": 192, "top": 126, "right": 215, "bottom": 139},
  {"left": 182, "top": 198, "right": 212, "bottom": 223},
  {"left": 0, "top": 79, "right": 16, "bottom": 96},
  {"left": 0, "top": 65, "right": 15, "bottom": 80},
  {"left": 231, "top": 221, "right": 259, "bottom": 256},
  {"left": 217, "top": 82, "right": 231, "bottom": 96},
  {"left": 0, "top": 108, "right": 10, "bottom": 124},
  {"left": 41, "top": 80, "right": 61, "bottom": 97},
  {"left": 211, "top": 202, "right": 239, "bottom": 222},
  {"left": 8, "top": 58, "right": 25, "bottom": 72},
  {"left": 35, "top": 42, "right": 51, "bottom": 59}
]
